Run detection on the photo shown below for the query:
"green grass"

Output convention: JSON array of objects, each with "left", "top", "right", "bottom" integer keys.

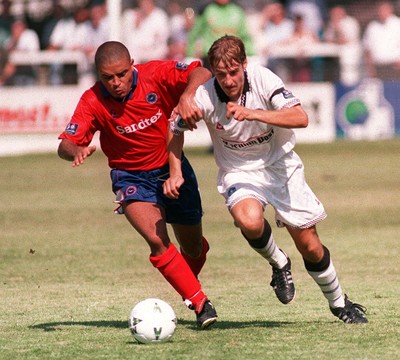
[{"left": 1, "top": 139, "right": 400, "bottom": 359}]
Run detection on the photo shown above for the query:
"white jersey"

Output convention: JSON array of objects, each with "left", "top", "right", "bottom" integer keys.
[
  {"left": 172, "top": 63, "right": 301, "bottom": 172},
  {"left": 170, "top": 63, "right": 326, "bottom": 228}
]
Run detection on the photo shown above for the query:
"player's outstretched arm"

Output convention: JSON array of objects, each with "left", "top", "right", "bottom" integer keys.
[
  {"left": 58, "top": 139, "right": 96, "bottom": 167},
  {"left": 163, "top": 130, "right": 184, "bottom": 199}
]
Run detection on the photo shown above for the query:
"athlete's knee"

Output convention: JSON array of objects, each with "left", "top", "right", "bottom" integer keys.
[
  {"left": 242, "top": 220, "right": 272, "bottom": 250},
  {"left": 231, "top": 199, "right": 264, "bottom": 235},
  {"left": 237, "top": 216, "right": 265, "bottom": 238}
]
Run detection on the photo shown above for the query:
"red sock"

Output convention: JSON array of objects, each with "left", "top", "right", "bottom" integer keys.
[
  {"left": 181, "top": 237, "right": 210, "bottom": 278},
  {"left": 150, "top": 243, "right": 207, "bottom": 307}
]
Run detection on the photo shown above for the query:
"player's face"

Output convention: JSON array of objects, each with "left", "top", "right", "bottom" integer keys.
[
  {"left": 98, "top": 58, "right": 134, "bottom": 100},
  {"left": 213, "top": 60, "right": 247, "bottom": 102}
]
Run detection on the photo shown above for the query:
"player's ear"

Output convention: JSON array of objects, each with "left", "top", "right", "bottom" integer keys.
[
  {"left": 130, "top": 58, "right": 134, "bottom": 68},
  {"left": 242, "top": 59, "right": 248, "bottom": 71}
]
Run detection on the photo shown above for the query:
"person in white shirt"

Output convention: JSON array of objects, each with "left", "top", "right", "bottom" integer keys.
[
  {"left": 4, "top": 18, "right": 40, "bottom": 85},
  {"left": 5, "top": 18, "right": 40, "bottom": 52},
  {"left": 121, "top": 0, "right": 170, "bottom": 63},
  {"left": 47, "top": 7, "right": 89, "bottom": 84},
  {"left": 165, "top": 35, "right": 368, "bottom": 324},
  {"left": 80, "top": 3, "right": 110, "bottom": 81},
  {"left": 261, "top": 3, "right": 294, "bottom": 50},
  {"left": 323, "top": 5, "right": 361, "bottom": 84},
  {"left": 258, "top": 3, "right": 294, "bottom": 79},
  {"left": 363, "top": 1, "right": 400, "bottom": 80},
  {"left": 81, "top": 3, "right": 109, "bottom": 56},
  {"left": 286, "top": 0, "right": 326, "bottom": 36},
  {"left": 323, "top": 5, "right": 360, "bottom": 45}
]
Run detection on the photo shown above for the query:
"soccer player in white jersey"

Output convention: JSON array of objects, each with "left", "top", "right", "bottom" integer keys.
[{"left": 164, "top": 35, "right": 368, "bottom": 324}]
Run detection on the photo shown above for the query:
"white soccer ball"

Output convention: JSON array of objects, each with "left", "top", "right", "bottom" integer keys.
[{"left": 129, "top": 298, "right": 177, "bottom": 344}]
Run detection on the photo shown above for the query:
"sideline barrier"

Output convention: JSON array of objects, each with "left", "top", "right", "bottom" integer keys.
[
  {"left": 1, "top": 79, "right": 399, "bottom": 157},
  {"left": 9, "top": 50, "right": 94, "bottom": 87}
]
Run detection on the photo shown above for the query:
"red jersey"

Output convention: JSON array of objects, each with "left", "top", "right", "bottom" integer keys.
[{"left": 59, "top": 60, "right": 201, "bottom": 170}]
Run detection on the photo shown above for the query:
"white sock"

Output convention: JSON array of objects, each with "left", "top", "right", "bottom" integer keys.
[
  {"left": 307, "top": 261, "right": 345, "bottom": 308},
  {"left": 251, "top": 234, "right": 288, "bottom": 269}
]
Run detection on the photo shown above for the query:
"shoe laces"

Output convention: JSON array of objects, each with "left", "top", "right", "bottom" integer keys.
[
  {"left": 271, "top": 264, "right": 292, "bottom": 289},
  {"left": 344, "top": 297, "right": 367, "bottom": 318}
]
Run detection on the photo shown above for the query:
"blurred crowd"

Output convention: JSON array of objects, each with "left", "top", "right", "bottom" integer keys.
[{"left": 1, "top": 0, "right": 400, "bottom": 86}]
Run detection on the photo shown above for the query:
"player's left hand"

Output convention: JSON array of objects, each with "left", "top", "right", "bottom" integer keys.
[{"left": 163, "top": 175, "right": 184, "bottom": 199}]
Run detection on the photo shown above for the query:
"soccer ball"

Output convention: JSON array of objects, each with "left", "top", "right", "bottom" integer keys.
[{"left": 128, "top": 298, "right": 177, "bottom": 344}]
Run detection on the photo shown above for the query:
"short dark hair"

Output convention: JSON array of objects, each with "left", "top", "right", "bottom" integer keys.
[{"left": 94, "top": 41, "right": 131, "bottom": 70}]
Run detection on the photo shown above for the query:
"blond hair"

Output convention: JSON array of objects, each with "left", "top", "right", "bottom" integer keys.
[{"left": 207, "top": 35, "right": 247, "bottom": 70}]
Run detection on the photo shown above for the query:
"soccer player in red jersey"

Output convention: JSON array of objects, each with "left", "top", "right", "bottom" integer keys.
[{"left": 57, "top": 41, "right": 217, "bottom": 329}]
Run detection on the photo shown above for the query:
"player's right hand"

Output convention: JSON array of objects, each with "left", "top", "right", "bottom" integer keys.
[{"left": 162, "top": 175, "right": 184, "bottom": 199}]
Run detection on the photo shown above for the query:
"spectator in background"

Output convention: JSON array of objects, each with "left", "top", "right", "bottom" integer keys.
[
  {"left": 168, "top": 1, "right": 187, "bottom": 38},
  {"left": 82, "top": 2, "right": 109, "bottom": 53},
  {"left": 362, "top": 1, "right": 400, "bottom": 80},
  {"left": 4, "top": 17, "right": 40, "bottom": 52},
  {"left": 47, "top": 6, "right": 89, "bottom": 84},
  {"left": 285, "top": 0, "right": 327, "bottom": 36},
  {"left": 80, "top": 2, "right": 110, "bottom": 80},
  {"left": 165, "top": 5, "right": 196, "bottom": 62},
  {"left": 282, "top": 13, "right": 319, "bottom": 82},
  {"left": 3, "top": 17, "right": 40, "bottom": 85},
  {"left": 261, "top": 3, "right": 294, "bottom": 48},
  {"left": 121, "top": 0, "right": 170, "bottom": 63},
  {"left": 40, "top": 3, "right": 68, "bottom": 50},
  {"left": 258, "top": 2, "right": 294, "bottom": 79},
  {"left": 0, "top": 0, "right": 13, "bottom": 46},
  {"left": 323, "top": 5, "right": 360, "bottom": 45},
  {"left": 185, "top": 0, "right": 255, "bottom": 68},
  {"left": 24, "top": 0, "right": 55, "bottom": 48},
  {"left": 323, "top": 5, "right": 361, "bottom": 85},
  {"left": 168, "top": 3, "right": 196, "bottom": 45},
  {"left": 47, "top": 6, "right": 89, "bottom": 52}
]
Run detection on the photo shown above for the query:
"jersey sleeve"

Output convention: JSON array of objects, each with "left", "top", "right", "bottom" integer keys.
[
  {"left": 58, "top": 91, "right": 98, "bottom": 146},
  {"left": 269, "top": 87, "right": 301, "bottom": 110},
  {"left": 160, "top": 60, "right": 202, "bottom": 96},
  {"left": 259, "top": 67, "right": 301, "bottom": 110}
]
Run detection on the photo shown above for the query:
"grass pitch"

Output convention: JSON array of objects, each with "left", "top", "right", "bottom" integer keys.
[{"left": 1, "top": 139, "right": 400, "bottom": 359}]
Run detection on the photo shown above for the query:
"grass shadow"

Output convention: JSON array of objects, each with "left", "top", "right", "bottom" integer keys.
[
  {"left": 29, "top": 320, "right": 128, "bottom": 332},
  {"left": 177, "top": 318, "right": 294, "bottom": 330},
  {"left": 29, "top": 318, "right": 294, "bottom": 332}
]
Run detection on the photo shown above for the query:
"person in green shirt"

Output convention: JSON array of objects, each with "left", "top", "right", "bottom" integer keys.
[{"left": 186, "top": 0, "right": 254, "bottom": 68}]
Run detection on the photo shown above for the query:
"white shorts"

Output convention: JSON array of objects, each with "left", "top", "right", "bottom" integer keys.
[{"left": 217, "top": 151, "right": 327, "bottom": 228}]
